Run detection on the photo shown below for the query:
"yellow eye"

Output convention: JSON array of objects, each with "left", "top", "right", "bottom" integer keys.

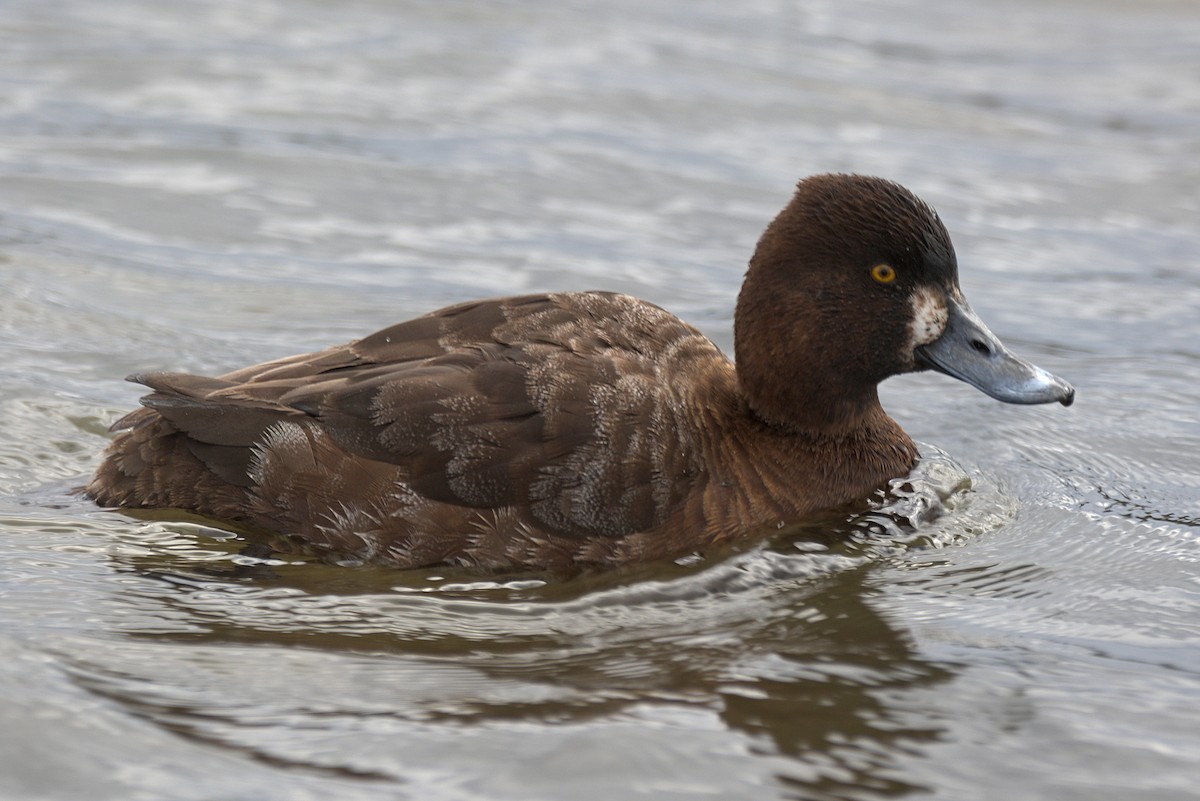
[{"left": 871, "top": 263, "right": 897, "bottom": 284}]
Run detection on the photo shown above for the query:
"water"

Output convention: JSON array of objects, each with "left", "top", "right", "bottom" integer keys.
[{"left": 2, "top": 0, "right": 1199, "bottom": 799}]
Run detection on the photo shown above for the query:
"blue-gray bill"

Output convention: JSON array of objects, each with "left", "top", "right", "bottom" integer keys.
[{"left": 917, "top": 297, "right": 1076, "bottom": 407}]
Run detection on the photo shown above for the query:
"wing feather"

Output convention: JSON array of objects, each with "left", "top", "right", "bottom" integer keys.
[{"left": 104, "top": 291, "right": 729, "bottom": 542}]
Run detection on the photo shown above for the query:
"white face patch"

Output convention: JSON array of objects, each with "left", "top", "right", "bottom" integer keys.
[{"left": 907, "top": 287, "right": 949, "bottom": 354}]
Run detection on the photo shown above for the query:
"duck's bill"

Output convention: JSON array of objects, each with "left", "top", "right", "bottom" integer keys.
[{"left": 916, "top": 298, "right": 1075, "bottom": 407}]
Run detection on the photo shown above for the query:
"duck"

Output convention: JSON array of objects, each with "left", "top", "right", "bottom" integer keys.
[{"left": 87, "top": 173, "right": 1075, "bottom": 570}]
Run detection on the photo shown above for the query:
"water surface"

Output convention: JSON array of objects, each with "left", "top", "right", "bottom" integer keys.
[{"left": 2, "top": 1, "right": 1199, "bottom": 799}]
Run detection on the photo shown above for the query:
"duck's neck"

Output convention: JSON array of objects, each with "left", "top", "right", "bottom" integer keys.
[
  {"left": 730, "top": 267, "right": 919, "bottom": 510},
  {"left": 734, "top": 311, "right": 881, "bottom": 434},
  {"left": 721, "top": 397, "right": 920, "bottom": 525}
]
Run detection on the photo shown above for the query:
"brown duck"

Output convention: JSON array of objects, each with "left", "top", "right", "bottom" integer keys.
[{"left": 87, "top": 174, "right": 1075, "bottom": 570}]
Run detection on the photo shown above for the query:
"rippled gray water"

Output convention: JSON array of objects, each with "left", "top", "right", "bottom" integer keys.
[{"left": 2, "top": 1, "right": 1199, "bottom": 799}]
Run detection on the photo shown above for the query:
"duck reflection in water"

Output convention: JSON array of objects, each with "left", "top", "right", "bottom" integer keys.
[{"left": 95, "top": 529, "right": 951, "bottom": 798}]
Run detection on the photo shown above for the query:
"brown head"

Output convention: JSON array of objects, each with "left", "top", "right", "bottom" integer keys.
[{"left": 734, "top": 173, "right": 1074, "bottom": 432}]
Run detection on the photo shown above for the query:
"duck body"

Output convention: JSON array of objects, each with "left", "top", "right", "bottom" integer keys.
[{"left": 87, "top": 174, "right": 1074, "bottom": 570}]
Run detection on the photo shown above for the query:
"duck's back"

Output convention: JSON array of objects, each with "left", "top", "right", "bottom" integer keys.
[{"left": 88, "top": 291, "right": 741, "bottom": 568}]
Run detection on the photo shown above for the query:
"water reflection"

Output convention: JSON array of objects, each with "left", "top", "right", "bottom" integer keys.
[
  {"left": 713, "top": 571, "right": 951, "bottom": 797},
  {"left": 58, "top": 499, "right": 969, "bottom": 799}
]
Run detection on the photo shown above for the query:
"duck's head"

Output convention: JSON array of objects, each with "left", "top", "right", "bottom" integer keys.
[{"left": 734, "top": 173, "right": 1074, "bottom": 431}]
